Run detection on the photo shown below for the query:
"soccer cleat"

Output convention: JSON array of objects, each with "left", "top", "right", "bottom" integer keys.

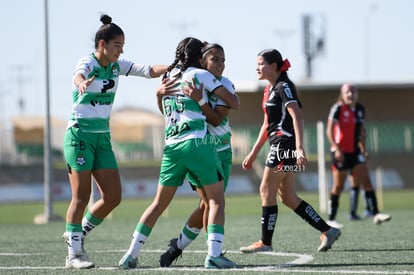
[
  {"left": 317, "top": 227, "right": 341, "bottom": 252},
  {"left": 204, "top": 253, "right": 240, "bottom": 269},
  {"left": 62, "top": 232, "right": 89, "bottom": 261},
  {"left": 118, "top": 254, "right": 137, "bottom": 269},
  {"left": 349, "top": 213, "right": 362, "bottom": 221},
  {"left": 373, "top": 213, "right": 391, "bottom": 225},
  {"left": 239, "top": 240, "right": 272, "bottom": 253},
  {"left": 65, "top": 255, "right": 95, "bottom": 269},
  {"left": 326, "top": 220, "right": 344, "bottom": 229},
  {"left": 159, "top": 238, "right": 183, "bottom": 267}
]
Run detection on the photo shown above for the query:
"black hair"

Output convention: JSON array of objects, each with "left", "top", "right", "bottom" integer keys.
[
  {"left": 201, "top": 43, "right": 224, "bottom": 58},
  {"left": 258, "top": 49, "right": 283, "bottom": 71},
  {"left": 258, "top": 49, "right": 301, "bottom": 107},
  {"left": 94, "top": 14, "right": 124, "bottom": 49},
  {"left": 164, "top": 37, "right": 204, "bottom": 78}
]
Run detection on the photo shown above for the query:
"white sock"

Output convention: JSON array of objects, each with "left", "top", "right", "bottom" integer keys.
[
  {"left": 207, "top": 233, "right": 224, "bottom": 257},
  {"left": 81, "top": 217, "right": 96, "bottom": 237},
  {"left": 126, "top": 231, "right": 147, "bottom": 259},
  {"left": 66, "top": 232, "right": 83, "bottom": 256},
  {"left": 177, "top": 225, "right": 201, "bottom": 250}
]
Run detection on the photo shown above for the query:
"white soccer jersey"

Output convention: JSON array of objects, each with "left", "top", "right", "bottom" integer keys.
[
  {"left": 67, "top": 54, "right": 152, "bottom": 133},
  {"left": 207, "top": 76, "right": 235, "bottom": 152},
  {"left": 162, "top": 67, "right": 223, "bottom": 145}
]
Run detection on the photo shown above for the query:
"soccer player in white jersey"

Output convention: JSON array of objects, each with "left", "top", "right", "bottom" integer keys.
[
  {"left": 118, "top": 37, "right": 240, "bottom": 269},
  {"left": 62, "top": 14, "right": 167, "bottom": 269},
  {"left": 158, "top": 43, "right": 237, "bottom": 267}
]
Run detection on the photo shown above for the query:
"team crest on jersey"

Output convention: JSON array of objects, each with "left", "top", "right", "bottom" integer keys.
[
  {"left": 112, "top": 65, "right": 119, "bottom": 77},
  {"left": 76, "top": 154, "right": 86, "bottom": 166}
]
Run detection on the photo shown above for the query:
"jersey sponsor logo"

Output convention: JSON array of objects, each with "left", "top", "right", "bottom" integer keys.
[
  {"left": 305, "top": 205, "right": 321, "bottom": 223},
  {"left": 90, "top": 99, "right": 112, "bottom": 107},
  {"left": 283, "top": 83, "right": 293, "bottom": 98}
]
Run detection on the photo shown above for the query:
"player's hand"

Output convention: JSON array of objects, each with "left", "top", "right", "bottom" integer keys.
[
  {"left": 156, "top": 76, "right": 180, "bottom": 96},
  {"left": 334, "top": 149, "right": 344, "bottom": 162},
  {"left": 242, "top": 152, "right": 256, "bottom": 170},
  {"left": 182, "top": 77, "right": 204, "bottom": 102},
  {"left": 296, "top": 147, "right": 307, "bottom": 166},
  {"left": 78, "top": 76, "right": 95, "bottom": 94}
]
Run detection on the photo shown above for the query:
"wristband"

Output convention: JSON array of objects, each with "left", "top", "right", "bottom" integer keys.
[{"left": 198, "top": 98, "right": 207, "bottom": 106}]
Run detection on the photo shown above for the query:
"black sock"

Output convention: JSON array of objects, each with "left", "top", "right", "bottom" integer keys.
[
  {"left": 294, "top": 200, "right": 331, "bottom": 233},
  {"left": 261, "top": 205, "right": 278, "bottom": 246},
  {"left": 328, "top": 194, "right": 339, "bottom": 221},
  {"left": 350, "top": 187, "right": 360, "bottom": 215},
  {"left": 365, "top": 191, "right": 379, "bottom": 215}
]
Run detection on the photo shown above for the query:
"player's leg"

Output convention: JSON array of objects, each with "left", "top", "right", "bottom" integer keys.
[
  {"left": 352, "top": 163, "right": 391, "bottom": 224},
  {"left": 240, "top": 166, "right": 279, "bottom": 253},
  {"left": 327, "top": 167, "right": 348, "bottom": 228},
  {"left": 349, "top": 175, "right": 361, "bottom": 220},
  {"left": 278, "top": 173, "right": 341, "bottom": 251}
]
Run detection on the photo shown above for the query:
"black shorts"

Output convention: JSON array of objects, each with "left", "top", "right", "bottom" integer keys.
[
  {"left": 331, "top": 152, "right": 366, "bottom": 171},
  {"left": 265, "top": 138, "right": 297, "bottom": 169}
]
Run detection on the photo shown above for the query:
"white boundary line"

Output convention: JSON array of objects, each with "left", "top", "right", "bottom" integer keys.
[{"left": 1, "top": 250, "right": 413, "bottom": 274}]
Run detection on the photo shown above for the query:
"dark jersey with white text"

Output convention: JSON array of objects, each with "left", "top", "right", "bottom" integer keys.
[{"left": 264, "top": 81, "right": 301, "bottom": 144}]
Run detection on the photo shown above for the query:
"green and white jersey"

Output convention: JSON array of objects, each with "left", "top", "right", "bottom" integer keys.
[
  {"left": 162, "top": 66, "right": 224, "bottom": 145},
  {"left": 68, "top": 53, "right": 152, "bottom": 133},
  {"left": 207, "top": 76, "right": 235, "bottom": 152}
]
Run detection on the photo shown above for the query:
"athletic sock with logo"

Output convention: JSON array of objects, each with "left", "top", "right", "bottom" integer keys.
[
  {"left": 82, "top": 210, "right": 103, "bottom": 237},
  {"left": 261, "top": 205, "right": 278, "bottom": 246},
  {"left": 294, "top": 200, "right": 331, "bottom": 232},
  {"left": 65, "top": 223, "right": 83, "bottom": 256},
  {"left": 126, "top": 222, "right": 151, "bottom": 259},
  {"left": 177, "top": 224, "right": 201, "bottom": 250},
  {"left": 207, "top": 224, "right": 224, "bottom": 257}
]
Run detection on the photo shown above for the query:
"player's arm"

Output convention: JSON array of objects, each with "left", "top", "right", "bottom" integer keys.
[
  {"left": 287, "top": 102, "right": 307, "bottom": 165},
  {"left": 359, "top": 124, "right": 368, "bottom": 158},
  {"left": 213, "top": 86, "right": 240, "bottom": 110},
  {"left": 326, "top": 117, "right": 344, "bottom": 162},
  {"left": 150, "top": 65, "right": 169, "bottom": 78}
]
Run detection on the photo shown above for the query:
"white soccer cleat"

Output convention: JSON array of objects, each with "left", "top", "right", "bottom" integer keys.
[
  {"left": 326, "top": 220, "right": 344, "bottom": 229},
  {"left": 373, "top": 213, "right": 391, "bottom": 225},
  {"left": 65, "top": 255, "right": 95, "bottom": 269}
]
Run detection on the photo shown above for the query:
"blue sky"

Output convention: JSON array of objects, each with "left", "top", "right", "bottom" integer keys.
[{"left": 1, "top": 0, "right": 413, "bottom": 121}]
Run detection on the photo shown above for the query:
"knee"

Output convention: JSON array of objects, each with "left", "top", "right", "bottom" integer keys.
[
  {"left": 104, "top": 192, "right": 122, "bottom": 208},
  {"left": 278, "top": 193, "right": 298, "bottom": 208},
  {"left": 71, "top": 197, "right": 89, "bottom": 210}
]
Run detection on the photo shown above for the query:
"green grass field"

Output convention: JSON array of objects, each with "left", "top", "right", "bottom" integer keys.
[{"left": 0, "top": 190, "right": 413, "bottom": 274}]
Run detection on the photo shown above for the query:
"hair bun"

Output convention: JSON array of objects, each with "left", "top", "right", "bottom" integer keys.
[{"left": 100, "top": 14, "right": 112, "bottom": 25}]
